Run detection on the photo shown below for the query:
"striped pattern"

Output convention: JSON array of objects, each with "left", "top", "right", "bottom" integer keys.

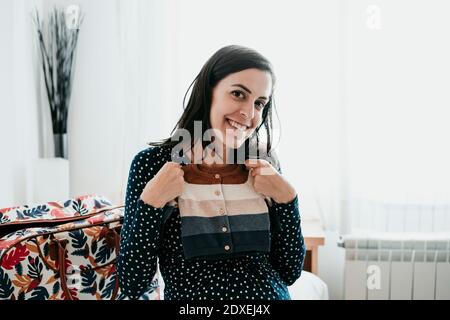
[
  {"left": 178, "top": 198, "right": 268, "bottom": 217},
  {"left": 178, "top": 164, "right": 270, "bottom": 260}
]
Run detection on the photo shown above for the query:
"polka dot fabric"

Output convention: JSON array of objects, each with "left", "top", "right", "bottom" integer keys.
[{"left": 116, "top": 146, "right": 306, "bottom": 300}]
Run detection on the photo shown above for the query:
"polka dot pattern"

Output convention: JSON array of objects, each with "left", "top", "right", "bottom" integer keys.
[{"left": 116, "top": 146, "right": 306, "bottom": 300}]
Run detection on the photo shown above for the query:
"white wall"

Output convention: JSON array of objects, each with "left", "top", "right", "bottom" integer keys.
[{"left": 0, "top": 0, "right": 15, "bottom": 206}]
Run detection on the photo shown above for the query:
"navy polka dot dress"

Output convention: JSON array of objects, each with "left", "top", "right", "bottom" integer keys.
[{"left": 117, "top": 146, "right": 306, "bottom": 300}]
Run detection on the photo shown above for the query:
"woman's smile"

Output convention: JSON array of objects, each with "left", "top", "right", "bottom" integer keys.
[{"left": 225, "top": 117, "right": 250, "bottom": 135}]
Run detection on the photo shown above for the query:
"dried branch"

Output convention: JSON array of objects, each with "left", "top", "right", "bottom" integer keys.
[{"left": 32, "top": 6, "right": 83, "bottom": 135}]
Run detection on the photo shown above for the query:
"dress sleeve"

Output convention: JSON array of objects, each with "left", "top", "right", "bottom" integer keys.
[
  {"left": 116, "top": 147, "right": 168, "bottom": 299},
  {"left": 268, "top": 158, "right": 306, "bottom": 286}
]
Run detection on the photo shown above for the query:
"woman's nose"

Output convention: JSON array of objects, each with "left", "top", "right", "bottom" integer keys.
[{"left": 240, "top": 103, "right": 254, "bottom": 122}]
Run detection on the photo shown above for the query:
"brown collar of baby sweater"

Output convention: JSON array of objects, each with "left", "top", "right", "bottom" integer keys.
[{"left": 182, "top": 164, "right": 249, "bottom": 185}]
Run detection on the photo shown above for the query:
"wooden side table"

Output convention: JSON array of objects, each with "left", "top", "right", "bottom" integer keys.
[{"left": 301, "top": 219, "right": 325, "bottom": 275}]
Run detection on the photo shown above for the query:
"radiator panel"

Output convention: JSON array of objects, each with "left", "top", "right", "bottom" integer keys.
[
  {"left": 390, "top": 261, "right": 413, "bottom": 299},
  {"left": 435, "top": 262, "right": 450, "bottom": 300},
  {"left": 341, "top": 235, "right": 450, "bottom": 300}
]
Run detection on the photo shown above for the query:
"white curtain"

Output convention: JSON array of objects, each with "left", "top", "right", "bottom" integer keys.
[
  {"left": 0, "top": 0, "right": 42, "bottom": 208},
  {"left": 67, "top": 0, "right": 182, "bottom": 205},
  {"left": 114, "top": 0, "right": 185, "bottom": 204},
  {"left": 338, "top": 0, "right": 450, "bottom": 235}
]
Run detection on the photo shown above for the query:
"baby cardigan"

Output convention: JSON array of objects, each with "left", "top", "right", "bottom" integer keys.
[
  {"left": 117, "top": 146, "right": 306, "bottom": 300},
  {"left": 178, "top": 163, "right": 270, "bottom": 260}
]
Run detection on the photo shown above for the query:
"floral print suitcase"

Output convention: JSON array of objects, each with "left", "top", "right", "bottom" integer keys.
[{"left": 0, "top": 195, "right": 159, "bottom": 300}]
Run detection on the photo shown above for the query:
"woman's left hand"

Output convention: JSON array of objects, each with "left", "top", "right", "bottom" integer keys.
[{"left": 244, "top": 159, "right": 297, "bottom": 204}]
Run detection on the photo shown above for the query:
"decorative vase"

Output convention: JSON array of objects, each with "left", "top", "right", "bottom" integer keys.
[{"left": 54, "top": 133, "right": 68, "bottom": 159}]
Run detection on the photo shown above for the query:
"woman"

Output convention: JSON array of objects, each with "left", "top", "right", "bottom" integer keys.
[{"left": 117, "top": 45, "right": 306, "bottom": 300}]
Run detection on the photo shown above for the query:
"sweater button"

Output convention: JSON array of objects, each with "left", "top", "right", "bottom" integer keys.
[
  {"left": 224, "top": 245, "right": 230, "bottom": 251},
  {"left": 214, "top": 174, "right": 221, "bottom": 179},
  {"left": 219, "top": 208, "right": 225, "bottom": 215},
  {"left": 214, "top": 190, "right": 221, "bottom": 196}
]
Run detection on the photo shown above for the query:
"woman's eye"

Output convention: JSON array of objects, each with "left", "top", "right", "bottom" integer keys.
[
  {"left": 231, "top": 90, "right": 245, "bottom": 99},
  {"left": 255, "top": 101, "right": 265, "bottom": 110},
  {"left": 231, "top": 91, "right": 264, "bottom": 110}
]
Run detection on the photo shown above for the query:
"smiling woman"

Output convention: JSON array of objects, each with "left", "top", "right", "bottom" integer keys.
[
  {"left": 149, "top": 45, "right": 279, "bottom": 165},
  {"left": 116, "top": 45, "right": 305, "bottom": 300}
]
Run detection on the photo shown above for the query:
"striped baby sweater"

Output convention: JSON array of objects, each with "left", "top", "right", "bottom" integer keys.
[{"left": 178, "top": 163, "right": 270, "bottom": 260}]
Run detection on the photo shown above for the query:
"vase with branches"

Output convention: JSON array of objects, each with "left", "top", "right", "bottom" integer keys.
[{"left": 33, "top": 6, "right": 83, "bottom": 159}]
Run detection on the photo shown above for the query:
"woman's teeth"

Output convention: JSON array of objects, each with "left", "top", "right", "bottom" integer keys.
[{"left": 227, "top": 119, "right": 247, "bottom": 131}]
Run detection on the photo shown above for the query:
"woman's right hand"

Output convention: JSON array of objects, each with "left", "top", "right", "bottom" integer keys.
[{"left": 139, "top": 162, "right": 185, "bottom": 208}]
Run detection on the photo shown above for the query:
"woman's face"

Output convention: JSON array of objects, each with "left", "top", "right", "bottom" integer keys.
[{"left": 209, "top": 68, "right": 272, "bottom": 150}]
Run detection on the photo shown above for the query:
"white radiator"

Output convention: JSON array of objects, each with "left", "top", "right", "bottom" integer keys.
[{"left": 339, "top": 234, "right": 450, "bottom": 300}]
